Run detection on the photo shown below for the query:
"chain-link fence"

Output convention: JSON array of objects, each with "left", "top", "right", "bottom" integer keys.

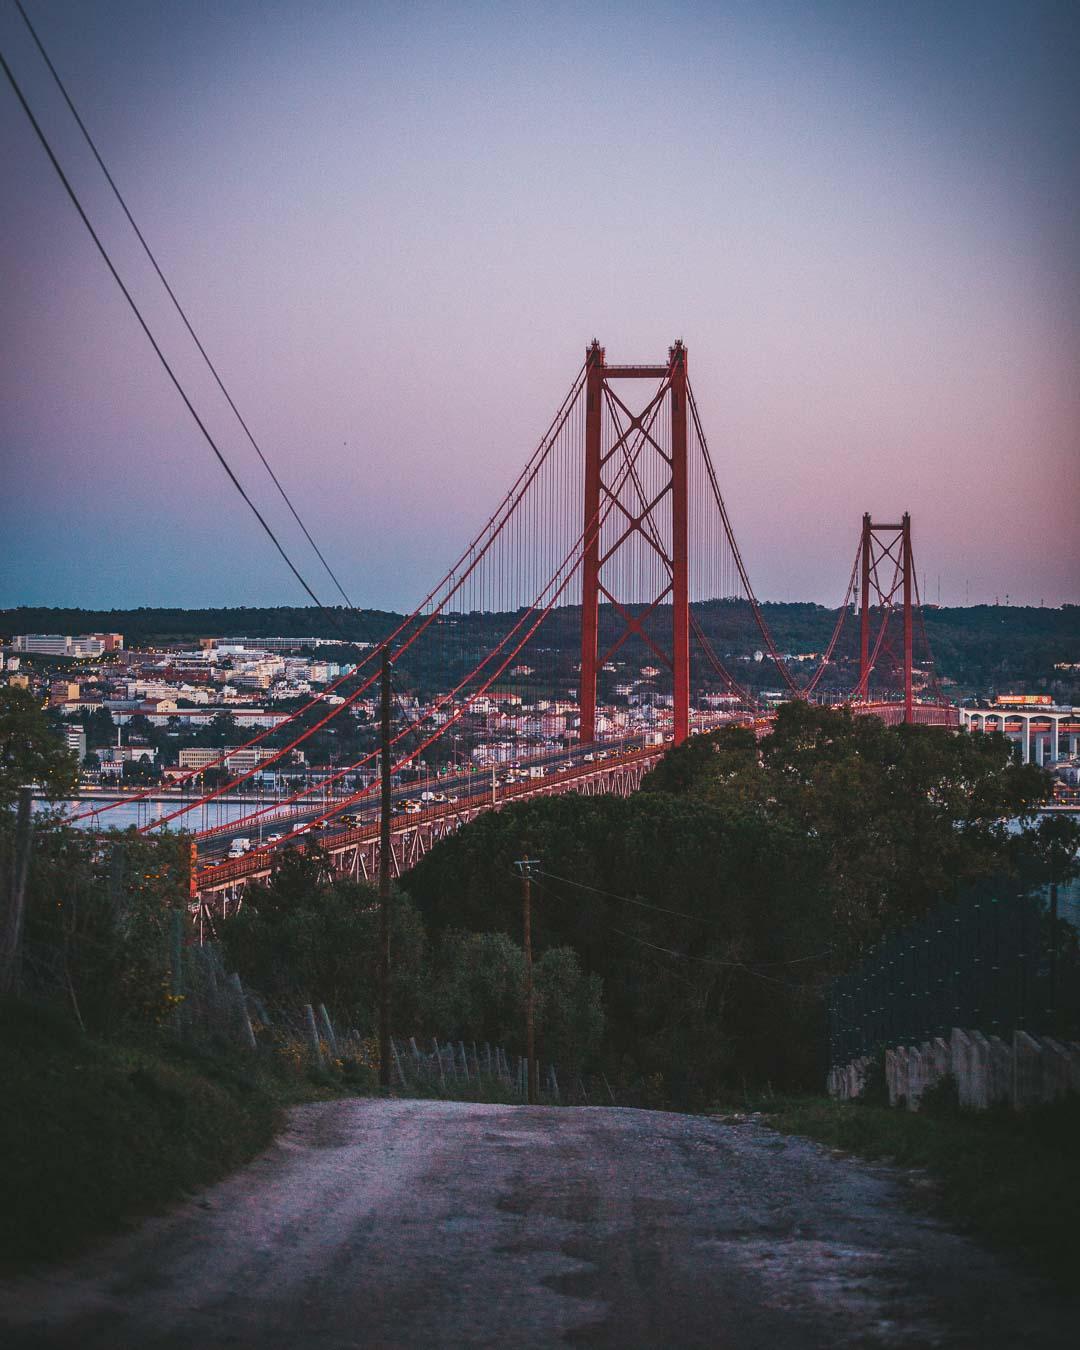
[{"left": 828, "top": 877, "right": 1080, "bottom": 1067}]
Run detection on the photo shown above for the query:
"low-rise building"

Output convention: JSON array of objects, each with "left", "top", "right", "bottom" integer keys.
[
  {"left": 49, "top": 680, "right": 81, "bottom": 705},
  {"left": 178, "top": 748, "right": 222, "bottom": 771}
]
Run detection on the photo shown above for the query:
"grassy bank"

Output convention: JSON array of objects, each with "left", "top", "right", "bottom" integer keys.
[
  {"left": 740, "top": 1092, "right": 1080, "bottom": 1287},
  {"left": 0, "top": 998, "right": 354, "bottom": 1268}
]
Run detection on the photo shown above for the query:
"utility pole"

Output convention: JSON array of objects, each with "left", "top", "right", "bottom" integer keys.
[
  {"left": 0, "top": 787, "right": 33, "bottom": 997},
  {"left": 515, "top": 856, "right": 540, "bottom": 1104},
  {"left": 378, "top": 650, "right": 392, "bottom": 1091},
  {"left": 902, "top": 512, "right": 913, "bottom": 724}
]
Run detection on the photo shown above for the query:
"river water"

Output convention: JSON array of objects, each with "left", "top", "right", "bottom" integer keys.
[{"left": 34, "top": 795, "right": 286, "bottom": 834}]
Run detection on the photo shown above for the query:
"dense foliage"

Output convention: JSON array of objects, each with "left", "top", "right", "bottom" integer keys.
[
  {"left": 0, "top": 685, "right": 78, "bottom": 807},
  {"left": 403, "top": 705, "right": 1059, "bottom": 1103},
  {"left": 644, "top": 702, "right": 1053, "bottom": 938},
  {"left": 218, "top": 847, "right": 604, "bottom": 1068},
  {"left": 1, "top": 815, "right": 191, "bottom": 1034}
]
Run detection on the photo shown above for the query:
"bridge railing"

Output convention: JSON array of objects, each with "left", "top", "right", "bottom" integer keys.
[{"left": 194, "top": 747, "right": 663, "bottom": 889}]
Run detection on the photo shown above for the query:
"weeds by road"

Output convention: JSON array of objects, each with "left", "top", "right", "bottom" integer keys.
[
  {"left": 0, "top": 997, "right": 353, "bottom": 1267},
  {"left": 721, "top": 1091, "right": 1080, "bottom": 1288},
  {"left": 0, "top": 998, "right": 545, "bottom": 1269}
]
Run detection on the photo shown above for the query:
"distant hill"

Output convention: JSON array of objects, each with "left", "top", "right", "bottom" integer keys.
[{"left": 1, "top": 602, "right": 1076, "bottom": 700}]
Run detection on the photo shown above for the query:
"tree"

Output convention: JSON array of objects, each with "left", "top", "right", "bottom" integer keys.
[
  {"left": 0, "top": 686, "right": 78, "bottom": 808},
  {"left": 1012, "top": 813, "right": 1080, "bottom": 895},
  {"left": 641, "top": 723, "right": 764, "bottom": 811},
  {"left": 121, "top": 759, "right": 161, "bottom": 786},
  {"left": 425, "top": 930, "right": 525, "bottom": 1048},
  {"left": 642, "top": 702, "right": 1052, "bottom": 943},
  {"left": 82, "top": 706, "right": 115, "bottom": 750},
  {"left": 220, "top": 860, "right": 426, "bottom": 1035},
  {"left": 534, "top": 946, "right": 605, "bottom": 1072},
  {"left": 756, "top": 702, "right": 1050, "bottom": 938},
  {"left": 404, "top": 792, "right": 832, "bottom": 1098},
  {"left": 5, "top": 817, "right": 191, "bottom": 1031},
  {"left": 200, "top": 710, "right": 241, "bottom": 749}
]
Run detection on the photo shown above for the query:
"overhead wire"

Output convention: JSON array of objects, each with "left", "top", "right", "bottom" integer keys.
[
  {"left": 535, "top": 869, "right": 834, "bottom": 965},
  {"left": 0, "top": 46, "right": 337, "bottom": 616},
  {"left": 11, "top": 0, "right": 358, "bottom": 610},
  {"left": 523, "top": 874, "right": 831, "bottom": 987}
]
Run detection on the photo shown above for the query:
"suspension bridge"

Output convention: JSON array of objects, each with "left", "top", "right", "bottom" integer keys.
[{"left": 68, "top": 341, "right": 957, "bottom": 912}]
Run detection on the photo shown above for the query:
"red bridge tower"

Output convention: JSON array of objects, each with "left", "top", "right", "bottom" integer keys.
[{"left": 579, "top": 340, "right": 690, "bottom": 745}]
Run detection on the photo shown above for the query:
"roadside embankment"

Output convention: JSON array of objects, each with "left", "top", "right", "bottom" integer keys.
[
  {"left": 0, "top": 997, "right": 346, "bottom": 1267},
  {"left": 744, "top": 1092, "right": 1080, "bottom": 1288}
]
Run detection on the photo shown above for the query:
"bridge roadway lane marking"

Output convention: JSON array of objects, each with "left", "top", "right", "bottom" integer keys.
[{"left": 1, "top": 1100, "right": 1076, "bottom": 1349}]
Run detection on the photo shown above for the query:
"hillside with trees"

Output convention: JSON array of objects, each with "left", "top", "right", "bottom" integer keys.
[{"left": 3, "top": 602, "right": 1077, "bottom": 700}]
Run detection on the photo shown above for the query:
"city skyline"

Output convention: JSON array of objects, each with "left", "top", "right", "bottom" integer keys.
[{"left": 2, "top": 0, "right": 1078, "bottom": 611}]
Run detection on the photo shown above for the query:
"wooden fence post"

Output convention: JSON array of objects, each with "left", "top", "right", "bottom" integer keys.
[
  {"left": 318, "top": 1004, "right": 339, "bottom": 1059},
  {"left": 392, "top": 1038, "right": 407, "bottom": 1088},
  {"left": 228, "top": 972, "right": 257, "bottom": 1051},
  {"left": 305, "top": 1004, "right": 324, "bottom": 1068},
  {"left": 432, "top": 1037, "right": 446, "bottom": 1089}
]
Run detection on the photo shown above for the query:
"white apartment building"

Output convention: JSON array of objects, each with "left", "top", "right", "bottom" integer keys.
[
  {"left": 13, "top": 633, "right": 108, "bottom": 657},
  {"left": 63, "top": 725, "right": 87, "bottom": 760}
]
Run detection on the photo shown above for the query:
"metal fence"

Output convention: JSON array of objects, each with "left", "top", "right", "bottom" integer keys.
[{"left": 827, "top": 878, "right": 1080, "bottom": 1067}]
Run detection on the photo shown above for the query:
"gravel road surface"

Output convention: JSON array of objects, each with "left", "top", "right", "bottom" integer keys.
[{"left": 2, "top": 1099, "right": 1075, "bottom": 1348}]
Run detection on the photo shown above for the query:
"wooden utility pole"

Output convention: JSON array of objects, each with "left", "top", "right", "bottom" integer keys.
[
  {"left": 378, "top": 650, "right": 392, "bottom": 1090},
  {"left": 0, "top": 787, "right": 33, "bottom": 997},
  {"left": 515, "top": 856, "right": 540, "bottom": 1103}
]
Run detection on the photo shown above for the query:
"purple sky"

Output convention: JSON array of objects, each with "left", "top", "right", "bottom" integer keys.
[{"left": 2, "top": 0, "right": 1078, "bottom": 611}]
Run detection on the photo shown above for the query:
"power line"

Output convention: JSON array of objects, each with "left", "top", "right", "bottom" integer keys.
[
  {"left": 536, "top": 868, "right": 729, "bottom": 927},
  {"left": 12, "top": 0, "right": 357, "bottom": 610},
  {"left": 526, "top": 869, "right": 789, "bottom": 983},
  {"left": 605, "top": 925, "right": 791, "bottom": 985},
  {"left": 0, "top": 45, "right": 334, "bottom": 617},
  {"left": 533, "top": 870, "right": 833, "bottom": 968}
]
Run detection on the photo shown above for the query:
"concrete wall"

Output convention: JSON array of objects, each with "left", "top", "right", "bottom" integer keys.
[{"left": 828, "top": 1029, "right": 1080, "bottom": 1111}]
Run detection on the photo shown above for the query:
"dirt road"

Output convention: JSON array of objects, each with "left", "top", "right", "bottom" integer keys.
[{"left": 1, "top": 1099, "right": 1075, "bottom": 1348}]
